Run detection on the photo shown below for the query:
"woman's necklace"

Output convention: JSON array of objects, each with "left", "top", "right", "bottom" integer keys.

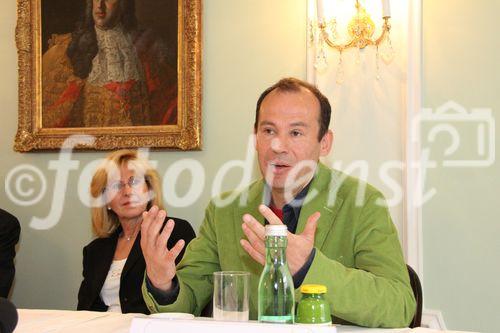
[
  {"left": 121, "top": 222, "right": 141, "bottom": 241},
  {"left": 123, "top": 233, "right": 135, "bottom": 241}
]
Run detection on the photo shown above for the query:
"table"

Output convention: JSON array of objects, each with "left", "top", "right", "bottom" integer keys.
[
  {"left": 14, "top": 309, "right": 473, "bottom": 333},
  {"left": 15, "top": 309, "right": 138, "bottom": 333}
]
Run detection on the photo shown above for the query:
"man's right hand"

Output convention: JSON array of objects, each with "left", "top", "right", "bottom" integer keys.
[{"left": 140, "top": 206, "right": 185, "bottom": 292}]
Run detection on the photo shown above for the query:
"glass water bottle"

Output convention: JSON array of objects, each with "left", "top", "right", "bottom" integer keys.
[{"left": 257, "top": 225, "right": 295, "bottom": 324}]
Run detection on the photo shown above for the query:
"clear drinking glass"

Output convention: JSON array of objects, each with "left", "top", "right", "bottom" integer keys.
[{"left": 213, "top": 271, "right": 249, "bottom": 321}]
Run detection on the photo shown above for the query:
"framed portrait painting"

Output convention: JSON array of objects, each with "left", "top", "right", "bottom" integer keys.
[{"left": 14, "top": 0, "right": 202, "bottom": 151}]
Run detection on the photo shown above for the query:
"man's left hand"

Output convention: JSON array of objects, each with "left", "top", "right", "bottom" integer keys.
[{"left": 240, "top": 204, "right": 320, "bottom": 276}]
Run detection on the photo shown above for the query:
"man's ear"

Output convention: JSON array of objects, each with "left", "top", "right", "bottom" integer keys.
[{"left": 319, "top": 130, "right": 333, "bottom": 157}]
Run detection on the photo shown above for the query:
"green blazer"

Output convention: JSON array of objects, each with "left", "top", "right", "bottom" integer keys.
[{"left": 143, "top": 163, "right": 416, "bottom": 327}]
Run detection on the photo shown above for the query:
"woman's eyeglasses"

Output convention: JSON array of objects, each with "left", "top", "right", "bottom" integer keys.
[{"left": 106, "top": 176, "right": 145, "bottom": 193}]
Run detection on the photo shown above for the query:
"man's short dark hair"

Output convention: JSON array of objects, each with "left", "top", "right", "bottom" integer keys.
[{"left": 254, "top": 77, "right": 331, "bottom": 141}]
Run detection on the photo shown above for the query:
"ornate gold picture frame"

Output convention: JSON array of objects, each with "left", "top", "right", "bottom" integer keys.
[{"left": 15, "top": 0, "right": 202, "bottom": 152}]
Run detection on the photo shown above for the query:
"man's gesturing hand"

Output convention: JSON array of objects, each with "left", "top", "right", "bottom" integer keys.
[
  {"left": 140, "top": 206, "right": 185, "bottom": 292},
  {"left": 240, "top": 204, "right": 320, "bottom": 275}
]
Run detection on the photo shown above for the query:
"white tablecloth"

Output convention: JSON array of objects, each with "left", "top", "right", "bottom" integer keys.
[
  {"left": 14, "top": 309, "right": 473, "bottom": 333},
  {"left": 15, "top": 309, "right": 140, "bottom": 333}
]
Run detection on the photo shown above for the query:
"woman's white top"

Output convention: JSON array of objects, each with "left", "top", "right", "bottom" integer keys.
[{"left": 100, "top": 258, "right": 127, "bottom": 313}]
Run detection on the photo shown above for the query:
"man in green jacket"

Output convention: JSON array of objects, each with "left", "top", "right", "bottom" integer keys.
[{"left": 140, "top": 78, "right": 416, "bottom": 327}]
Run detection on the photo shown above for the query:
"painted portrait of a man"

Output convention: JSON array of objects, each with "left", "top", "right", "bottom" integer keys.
[{"left": 41, "top": 0, "right": 178, "bottom": 128}]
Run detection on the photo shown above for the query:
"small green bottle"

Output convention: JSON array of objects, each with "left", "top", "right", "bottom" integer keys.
[
  {"left": 257, "top": 225, "right": 295, "bottom": 324},
  {"left": 296, "top": 284, "right": 332, "bottom": 325}
]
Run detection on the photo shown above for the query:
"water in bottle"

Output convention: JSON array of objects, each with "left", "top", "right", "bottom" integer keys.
[{"left": 257, "top": 224, "right": 295, "bottom": 324}]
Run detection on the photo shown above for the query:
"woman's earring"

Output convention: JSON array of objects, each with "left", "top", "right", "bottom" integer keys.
[{"left": 107, "top": 206, "right": 111, "bottom": 210}]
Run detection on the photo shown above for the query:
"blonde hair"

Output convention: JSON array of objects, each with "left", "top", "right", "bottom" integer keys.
[{"left": 90, "top": 149, "right": 164, "bottom": 238}]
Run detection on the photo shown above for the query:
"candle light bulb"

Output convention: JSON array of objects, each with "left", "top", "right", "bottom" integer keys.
[
  {"left": 316, "top": 0, "right": 325, "bottom": 22},
  {"left": 382, "top": 0, "right": 391, "bottom": 18}
]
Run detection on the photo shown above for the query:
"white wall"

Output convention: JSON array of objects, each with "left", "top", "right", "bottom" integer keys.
[{"left": 422, "top": 1, "right": 500, "bottom": 332}]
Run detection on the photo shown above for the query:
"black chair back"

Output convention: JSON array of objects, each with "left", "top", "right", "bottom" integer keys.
[
  {"left": 407, "top": 264, "right": 423, "bottom": 328},
  {"left": 200, "top": 299, "right": 213, "bottom": 317}
]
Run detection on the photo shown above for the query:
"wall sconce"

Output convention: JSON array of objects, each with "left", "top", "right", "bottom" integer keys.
[{"left": 310, "top": 0, "right": 394, "bottom": 83}]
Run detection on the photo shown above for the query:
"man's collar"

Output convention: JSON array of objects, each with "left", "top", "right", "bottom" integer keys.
[
  {"left": 262, "top": 179, "right": 313, "bottom": 210},
  {"left": 94, "top": 23, "right": 125, "bottom": 38},
  {"left": 283, "top": 181, "right": 311, "bottom": 222},
  {"left": 249, "top": 162, "right": 334, "bottom": 209}
]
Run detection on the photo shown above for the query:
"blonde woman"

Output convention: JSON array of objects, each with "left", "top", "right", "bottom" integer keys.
[{"left": 77, "top": 150, "right": 195, "bottom": 314}]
